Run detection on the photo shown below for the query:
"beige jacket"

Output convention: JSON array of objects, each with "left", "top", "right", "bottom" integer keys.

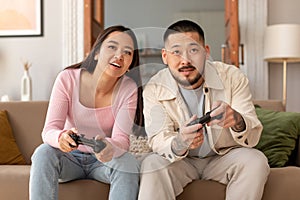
[{"left": 143, "top": 61, "right": 263, "bottom": 162}]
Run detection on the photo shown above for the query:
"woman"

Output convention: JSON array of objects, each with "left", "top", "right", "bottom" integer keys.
[{"left": 29, "top": 25, "right": 143, "bottom": 200}]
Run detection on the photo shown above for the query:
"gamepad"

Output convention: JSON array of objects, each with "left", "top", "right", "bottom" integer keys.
[
  {"left": 69, "top": 133, "right": 106, "bottom": 153},
  {"left": 187, "top": 110, "right": 223, "bottom": 126}
]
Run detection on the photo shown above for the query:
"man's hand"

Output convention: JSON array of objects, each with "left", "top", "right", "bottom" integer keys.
[
  {"left": 94, "top": 135, "right": 114, "bottom": 163},
  {"left": 208, "top": 101, "right": 246, "bottom": 132},
  {"left": 171, "top": 115, "right": 204, "bottom": 156}
]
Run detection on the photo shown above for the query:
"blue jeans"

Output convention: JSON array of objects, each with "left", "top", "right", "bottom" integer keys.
[{"left": 29, "top": 144, "right": 140, "bottom": 200}]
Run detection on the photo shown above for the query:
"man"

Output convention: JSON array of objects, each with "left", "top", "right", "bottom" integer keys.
[{"left": 138, "top": 20, "right": 270, "bottom": 200}]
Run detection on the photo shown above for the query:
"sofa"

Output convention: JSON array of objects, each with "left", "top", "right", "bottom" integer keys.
[{"left": 0, "top": 100, "right": 300, "bottom": 200}]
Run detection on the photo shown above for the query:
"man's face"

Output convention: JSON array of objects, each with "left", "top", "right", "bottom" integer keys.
[{"left": 162, "top": 31, "right": 209, "bottom": 88}]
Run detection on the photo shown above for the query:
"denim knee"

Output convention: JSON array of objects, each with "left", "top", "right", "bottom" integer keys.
[
  {"left": 31, "top": 143, "right": 62, "bottom": 165},
  {"left": 106, "top": 152, "right": 140, "bottom": 174}
]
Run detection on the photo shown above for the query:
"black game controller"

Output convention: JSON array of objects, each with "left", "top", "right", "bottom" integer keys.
[
  {"left": 187, "top": 110, "right": 223, "bottom": 126},
  {"left": 69, "top": 133, "right": 106, "bottom": 153}
]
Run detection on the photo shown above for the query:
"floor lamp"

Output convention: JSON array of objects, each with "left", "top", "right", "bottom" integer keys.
[{"left": 264, "top": 24, "right": 300, "bottom": 110}]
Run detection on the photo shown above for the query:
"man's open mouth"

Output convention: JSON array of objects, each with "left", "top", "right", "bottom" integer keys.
[{"left": 179, "top": 66, "right": 196, "bottom": 72}]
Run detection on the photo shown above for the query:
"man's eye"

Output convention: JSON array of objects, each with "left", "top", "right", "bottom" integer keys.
[
  {"left": 172, "top": 50, "right": 181, "bottom": 55},
  {"left": 190, "top": 48, "right": 199, "bottom": 54}
]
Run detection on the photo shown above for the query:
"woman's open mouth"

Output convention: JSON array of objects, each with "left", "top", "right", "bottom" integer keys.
[{"left": 110, "top": 62, "right": 121, "bottom": 68}]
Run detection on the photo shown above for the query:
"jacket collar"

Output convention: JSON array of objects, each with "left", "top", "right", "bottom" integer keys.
[
  {"left": 156, "top": 60, "right": 224, "bottom": 101},
  {"left": 204, "top": 60, "right": 224, "bottom": 90}
]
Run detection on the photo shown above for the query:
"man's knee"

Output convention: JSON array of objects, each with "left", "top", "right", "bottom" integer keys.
[
  {"left": 140, "top": 153, "right": 172, "bottom": 174},
  {"left": 235, "top": 148, "right": 270, "bottom": 176}
]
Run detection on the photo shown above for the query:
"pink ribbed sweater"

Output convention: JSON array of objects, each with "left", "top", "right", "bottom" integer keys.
[{"left": 41, "top": 68, "right": 137, "bottom": 157}]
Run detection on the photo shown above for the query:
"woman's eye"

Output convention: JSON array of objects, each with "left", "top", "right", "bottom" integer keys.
[
  {"left": 108, "top": 45, "right": 117, "bottom": 50},
  {"left": 124, "top": 50, "right": 132, "bottom": 56}
]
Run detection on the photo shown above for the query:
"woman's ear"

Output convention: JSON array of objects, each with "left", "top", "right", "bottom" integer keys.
[{"left": 161, "top": 48, "right": 168, "bottom": 65}]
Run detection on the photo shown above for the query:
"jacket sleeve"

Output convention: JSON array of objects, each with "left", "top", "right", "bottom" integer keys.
[
  {"left": 228, "top": 69, "right": 263, "bottom": 147},
  {"left": 143, "top": 83, "right": 187, "bottom": 162}
]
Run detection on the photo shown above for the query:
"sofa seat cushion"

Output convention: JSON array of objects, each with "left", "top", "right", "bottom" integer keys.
[
  {"left": 177, "top": 180, "right": 226, "bottom": 200},
  {"left": 262, "top": 167, "right": 300, "bottom": 200},
  {"left": 59, "top": 180, "right": 110, "bottom": 199},
  {"left": 0, "top": 110, "right": 26, "bottom": 165},
  {"left": 0, "top": 165, "right": 110, "bottom": 200},
  {"left": 0, "top": 165, "right": 30, "bottom": 199}
]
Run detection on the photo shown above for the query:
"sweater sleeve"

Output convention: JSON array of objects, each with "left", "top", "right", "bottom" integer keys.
[
  {"left": 106, "top": 77, "right": 138, "bottom": 157},
  {"left": 41, "top": 70, "right": 73, "bottom": 148}
]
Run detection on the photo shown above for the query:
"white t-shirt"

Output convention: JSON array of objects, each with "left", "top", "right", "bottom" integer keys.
[{"left": 179, "top": 85, "right": 216, "bottom": 158}]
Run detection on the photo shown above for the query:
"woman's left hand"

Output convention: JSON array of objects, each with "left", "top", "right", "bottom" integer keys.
[{"left": 94, "top": 135, "right": 114, "bottom": 163}]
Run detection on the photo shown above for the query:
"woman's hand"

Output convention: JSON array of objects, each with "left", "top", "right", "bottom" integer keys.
[
  {"left": 58, "top": 128, "right": 78, "bottom": 152},
  {"left": 94, "top": 135, "right": 114, "bottom": 163}
]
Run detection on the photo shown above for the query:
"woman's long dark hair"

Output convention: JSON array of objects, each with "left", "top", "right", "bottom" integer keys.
[{"left": 65, "top": 25, "right": 145, "bottom": 136}]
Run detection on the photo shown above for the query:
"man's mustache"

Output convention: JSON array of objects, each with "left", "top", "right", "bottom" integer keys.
[{"left": 178, "top": 65, "right": 196, "bottom": 72}]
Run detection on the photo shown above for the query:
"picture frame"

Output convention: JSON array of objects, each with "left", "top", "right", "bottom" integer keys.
[{"left": 0, "top": 0, "right": 43, "bottom": 37}]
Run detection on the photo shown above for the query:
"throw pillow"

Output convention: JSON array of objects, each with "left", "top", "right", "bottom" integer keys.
[
  {"left": 129, "top": 134, "right": 152, "bottom": 160},
  {"left": 255, "top": 106, "right": 300, "bottom": 168},
  {"left": 0, "top": 110, "right": 26, "bottom": 164}
]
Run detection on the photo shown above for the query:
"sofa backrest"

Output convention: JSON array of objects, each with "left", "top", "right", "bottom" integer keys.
[
  {"left": 253, "top": 100, "right": 285, "bottom": 112},
  {"left": 0, "top": 101, "right": 49, "bottom": 164},
  {"left": 1, "top": 100, "right": 299, "bottom": 166}
]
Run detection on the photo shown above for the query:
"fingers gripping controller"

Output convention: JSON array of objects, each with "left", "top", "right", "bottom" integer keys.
[
  {"left": 187, "top": 110, "right": 223, "bottom": 126},
  {"left": 69, "top": 133, "right": 106, "bottom": 153}
]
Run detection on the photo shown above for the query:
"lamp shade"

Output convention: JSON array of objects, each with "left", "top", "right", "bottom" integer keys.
[{"left": 264, "top": 24, "right": 300, "bottom": 62}]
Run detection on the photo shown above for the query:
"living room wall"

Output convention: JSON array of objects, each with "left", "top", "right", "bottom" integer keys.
[
  {"left": 0, "top": 0, "right": 299, "bottom": 112},
  {"left": 0, "top": 0, "right": 63, "bottom": 101},
  {"left": 268, "top": 0, "right": 300, "bottom": 112}
]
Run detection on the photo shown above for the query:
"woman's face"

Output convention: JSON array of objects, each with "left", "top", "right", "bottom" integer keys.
[{"left": 96, "top": 31, "right": 135, "bottom": 78}]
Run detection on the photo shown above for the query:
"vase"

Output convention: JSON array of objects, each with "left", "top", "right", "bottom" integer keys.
[{"left": 21, "top": 70, "right": 32, "bottom": 101}]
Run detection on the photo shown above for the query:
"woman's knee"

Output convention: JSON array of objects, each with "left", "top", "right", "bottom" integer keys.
[
  {"left": 31, "top": 143, "right": 61, "bottom": 163},
  {"left": 107, "top": 152, "right": 140, "bottom": 174}
]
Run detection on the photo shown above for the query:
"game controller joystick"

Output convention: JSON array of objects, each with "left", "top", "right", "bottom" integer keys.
[{"left": 69, "top": 133, "right": 106, "bottom": 153}]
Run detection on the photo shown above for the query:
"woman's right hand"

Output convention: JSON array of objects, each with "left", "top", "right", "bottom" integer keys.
[{"left": 58, "top": 128, "right": 78, "bottom": 152}]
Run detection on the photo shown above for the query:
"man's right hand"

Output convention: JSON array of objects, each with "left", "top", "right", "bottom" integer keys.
[{"left": 171, "top": 115, "right": 204, "bottom": 156}]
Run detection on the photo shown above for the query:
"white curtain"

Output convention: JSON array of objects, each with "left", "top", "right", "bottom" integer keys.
[
  {"left": 239, "top": 0, "right": 268, "bottom": 100},
  {"left": 62, "top": 0, "right": 84, "bottom": 67}
]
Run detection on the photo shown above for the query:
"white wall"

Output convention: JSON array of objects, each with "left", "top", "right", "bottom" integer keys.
[
  {"left": 268, "top": 0, "right": 300, "bottom": 112},
  {"left": 104, "top": 0, "right": 225, "bottom": 61},
  {"left": 1, "top": 0, "right": 299, "bottom": 112},
  {"left": 0, "top": 0, "right": 63, "bottom": 101},
  {"left": 0, "top": 0, "right": 224, "bottom": 101}
]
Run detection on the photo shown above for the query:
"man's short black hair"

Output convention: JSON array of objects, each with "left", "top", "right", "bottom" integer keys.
[{"left": 163, "top": 19, "right": 205, "bottom": 44}]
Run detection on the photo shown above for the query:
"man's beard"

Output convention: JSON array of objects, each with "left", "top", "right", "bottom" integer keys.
[{"left": 169, "top": 66, "right": 203, "bottom": 87}]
